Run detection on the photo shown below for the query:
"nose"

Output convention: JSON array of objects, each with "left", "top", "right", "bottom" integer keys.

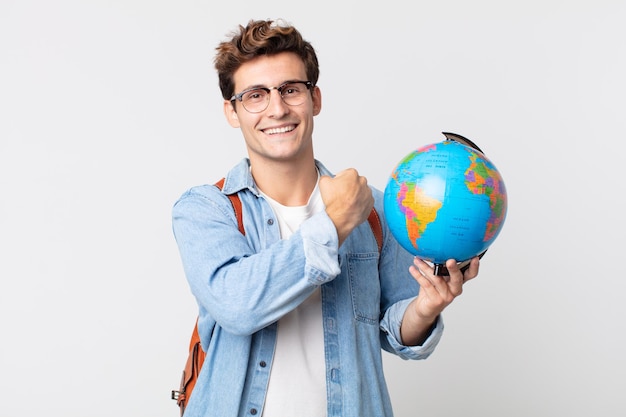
[{"left": 265, "top": 88, "right": 289, "bottom": 117}]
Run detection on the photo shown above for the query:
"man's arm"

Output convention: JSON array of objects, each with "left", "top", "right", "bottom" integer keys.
[{"left": 400, "top": 256, "right": 480, "bottom": 346}]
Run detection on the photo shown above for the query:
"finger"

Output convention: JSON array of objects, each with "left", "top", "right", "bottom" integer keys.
[
  {"left": 444, "top": 259, "right": 465, "bottom": 296},
  {"left": 445, "top": 259, "right": 464, "bottom": 281},
  {"left": 462, "top": 257, "right": 480, "bottom": 282},
  {"left": 412, "top": 258, "right": 434, "bottom": 279},
  {"left": 413, "top": 258, "right": 451, "bottom": 295},
  {"left": 409, "top": 260, "right": 433, "bottom": 286}
]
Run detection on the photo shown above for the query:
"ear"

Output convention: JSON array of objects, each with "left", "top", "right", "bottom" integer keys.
[
  {"left": 312, "top": 86, "right": 322, "bottom": 116},
  {"left": 224, "top": 100, "right": 240, "bottom": 128}
]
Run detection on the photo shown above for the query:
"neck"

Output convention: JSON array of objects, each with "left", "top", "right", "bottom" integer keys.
[{"left": 251, "top": 158, "right": 318, "bottom": 206}]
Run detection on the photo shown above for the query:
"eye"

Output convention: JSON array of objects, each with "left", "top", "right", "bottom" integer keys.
[
  {"left": 243, "top": 89, "right": 267, "bottom": 102},
  {"left": 281, "top": 83, "right": 302, "bottom": 96}
]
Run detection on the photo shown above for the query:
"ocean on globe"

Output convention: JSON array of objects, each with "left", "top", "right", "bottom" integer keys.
[{"left": 383, "top": 139, "right": 507, "bottom": 270}]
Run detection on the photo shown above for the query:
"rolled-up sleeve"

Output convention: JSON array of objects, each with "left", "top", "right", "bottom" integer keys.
[
  {"left": 299, "top": 211, "right": 341, "bottom": 283},
  {"left": 380, "top": 297, "right": 444, "bottom": 360}
]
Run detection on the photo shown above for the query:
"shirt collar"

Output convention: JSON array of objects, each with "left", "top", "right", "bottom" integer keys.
[{"left": 221, "top": 158, "right": 332, "bottom": 196}]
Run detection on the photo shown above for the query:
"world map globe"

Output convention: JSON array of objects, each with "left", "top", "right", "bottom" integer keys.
[{"left": 383, "top": 134, "right": 508, "bottom": 275}]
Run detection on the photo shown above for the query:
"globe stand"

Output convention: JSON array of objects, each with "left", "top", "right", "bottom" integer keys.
[
  {"left": 432, "top": 250, "right": 488, "bottom": 276},
  {"left": 433, "top": 263, "right": 451, "bottom": 276},
  {"left": 441, "top": 131, "right": 484, "bottom": 153}
]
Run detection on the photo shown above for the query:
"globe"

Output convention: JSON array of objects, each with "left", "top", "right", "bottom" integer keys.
[{"left": 383, "top": 135, "right": 507, "bottom": 275}]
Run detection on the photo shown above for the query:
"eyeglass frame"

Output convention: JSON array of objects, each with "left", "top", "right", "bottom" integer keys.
[{"left": 229, "top": 80, "right": 314, "bottom": 113}]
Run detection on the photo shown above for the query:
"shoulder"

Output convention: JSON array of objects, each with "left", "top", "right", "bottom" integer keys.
[
  {"left": 175, "top": 183, "right": 222, "bottom": 205},
  {"left": 172, "top": 183, "right": 238, "bottom": 222},
  {"left": 174, "top": 158, "right": 252, "bottom": 209}
]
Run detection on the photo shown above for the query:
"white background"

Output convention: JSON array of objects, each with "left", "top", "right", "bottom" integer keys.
[{"left": 1, "top": 1, "right": 625, "bottom": 416}]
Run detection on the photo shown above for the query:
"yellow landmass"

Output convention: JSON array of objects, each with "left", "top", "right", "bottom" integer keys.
[{"left": 402, "top": 184, "right": 443, "bottom": 250}]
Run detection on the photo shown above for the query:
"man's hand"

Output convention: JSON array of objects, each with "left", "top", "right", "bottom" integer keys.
[
  {"left": 319, "top": 169, "right": 374, "bottom": 246},
  {"left": 400, "top": 256, "right": 480, "bottom": 346}
]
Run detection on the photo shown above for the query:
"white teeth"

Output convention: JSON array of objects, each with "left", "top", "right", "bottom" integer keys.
[{"left": 265, "top": 125, "right": 295, "bottom": 135}]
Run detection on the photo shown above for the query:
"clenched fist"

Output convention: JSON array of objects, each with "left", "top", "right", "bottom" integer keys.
[{"left": 319, "top": 168, "right": 374, "bottom": 246}]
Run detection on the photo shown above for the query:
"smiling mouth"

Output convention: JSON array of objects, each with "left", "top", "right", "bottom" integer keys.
[{"left": 264, "top": 125, "right": 296, "bottom": 135}]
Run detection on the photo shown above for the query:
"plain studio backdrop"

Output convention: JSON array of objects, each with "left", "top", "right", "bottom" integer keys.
[{"left": 1, "top": 1, "right": 624, "bottom": 416}]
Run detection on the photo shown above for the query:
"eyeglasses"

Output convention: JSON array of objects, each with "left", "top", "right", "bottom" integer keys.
[{"left": 230, "top": 80, "right": 313, "bottom": 113}]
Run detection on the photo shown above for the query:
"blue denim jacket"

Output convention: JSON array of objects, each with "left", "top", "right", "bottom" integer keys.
[{"left": 172, "top": 158, "right": 444, "bottom": 417}]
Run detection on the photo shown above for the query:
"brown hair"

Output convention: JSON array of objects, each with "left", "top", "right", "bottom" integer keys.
[{"left": 214, "top": 19, "right": 320, "bottom": 101}]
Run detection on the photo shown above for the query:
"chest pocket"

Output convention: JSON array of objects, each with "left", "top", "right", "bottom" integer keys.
[{"left": 347, "top": 253, "right": 381, "bottom": 325}]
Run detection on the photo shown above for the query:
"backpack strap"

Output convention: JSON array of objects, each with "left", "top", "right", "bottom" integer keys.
[
  {"left": 366, "top": 207, "right": 383, "bottom": 253},
  {"left": 214, "top": 178, "right": 245, "bottom": 235}
]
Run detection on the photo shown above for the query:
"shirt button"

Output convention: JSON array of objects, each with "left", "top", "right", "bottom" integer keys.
[
  {"left": 259, "top": 361, "right": 266, "bottom": 367},
  {"left": 267, "top": 219, "right": 274, "bottom": 225},
  {"left": 250, "top": 408, "right": 258, "bottom": 415}
]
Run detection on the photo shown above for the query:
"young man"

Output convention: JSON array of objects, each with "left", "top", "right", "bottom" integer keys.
[{"left": 172, "top": 18, "right": 479, "bottom": 417}]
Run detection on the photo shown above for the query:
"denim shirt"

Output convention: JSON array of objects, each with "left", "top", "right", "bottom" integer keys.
[{"left": 172, "top": 158, "right": 444, "bottom": 417}]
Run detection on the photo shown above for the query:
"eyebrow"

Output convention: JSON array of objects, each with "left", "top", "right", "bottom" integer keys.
[
  {"left": 239, "top": 80, "right": 304, "bottom": 91},
  {"left": 240, "top": 84, "right": 266, "bottom": 91}
]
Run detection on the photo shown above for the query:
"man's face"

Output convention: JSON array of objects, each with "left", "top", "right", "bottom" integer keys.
[{"left": 223, "top": 52, "right": 322, "bottom": 165}]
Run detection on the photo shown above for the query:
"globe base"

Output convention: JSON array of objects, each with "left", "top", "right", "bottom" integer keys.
[
  {"left": 433, "top": 263, "right": 450, "bottom": 276},
  {"left": 431, "top": 250, "right": 488, "bottom": 276}
]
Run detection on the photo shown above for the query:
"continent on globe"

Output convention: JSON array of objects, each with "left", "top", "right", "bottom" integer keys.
[{"left": 383, "top": 133, "right": 507, "bottom": 275}]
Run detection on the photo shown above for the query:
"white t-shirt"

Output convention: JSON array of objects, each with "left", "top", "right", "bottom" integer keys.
[{"left": 259, "top": 180, "right": 327, "bottom": 417}]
